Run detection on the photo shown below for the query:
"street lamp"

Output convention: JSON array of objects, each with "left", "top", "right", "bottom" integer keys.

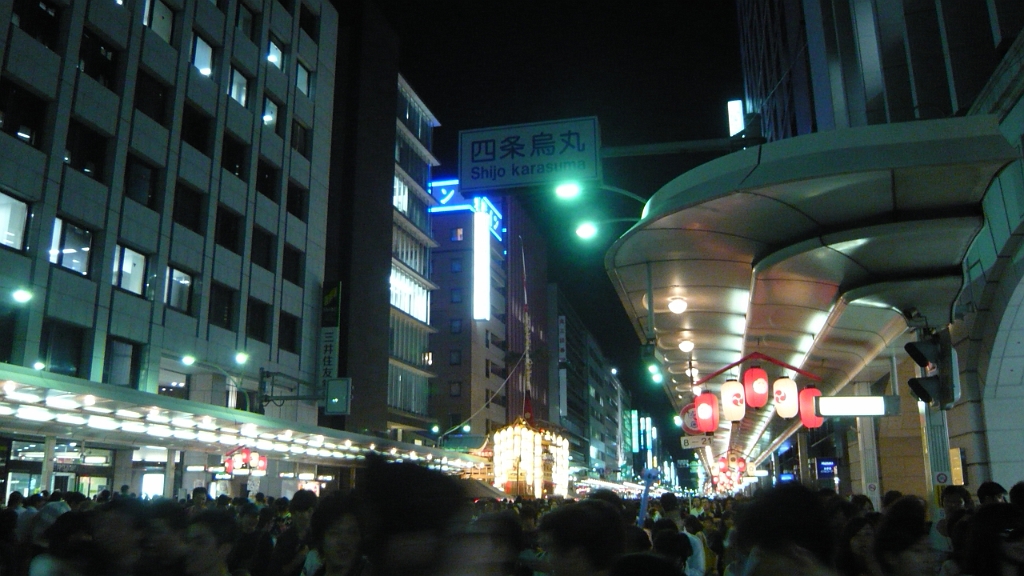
[
  {"left": 12, "top": 289, "right": 32, "bottom": 303},
  {"left": 181, "top": 355, "right": 196, "bottom": 366},
  {"left": 575, "top": 217, "right": 640, "bottom": 239},
  {"left": 555, "top": 182, "right": 581, "bottom": 199}
]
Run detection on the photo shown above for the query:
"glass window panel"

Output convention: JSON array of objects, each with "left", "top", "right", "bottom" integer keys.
[
  {"left": 263, "top": 98, "right": 278, "bottom": 131},
  {"left": 229, "top": 68, "right": 247, "bottom": 106},
  {"left": 116, "top": 246, "right": 146, "bottom": 295},
  {"left": 296, "top": 63, "right": 310, "bottom": 95},
  {"left": 237, "top": 4, "right": 255, "bottom": 41},
  {"left": 165, "top": 268, "right": 192, "bottom": 312},
  {"left": 192, "top": 35, "right": 214, "bottom": 76},
  {"left": 146, "top": 0, "right": 174, "bottom": 44},
  {"left": 267, "top": 39, "right": 283, "bottom": 68},
  {"left": 50, "top": 219, "right": 92, "bottom": 275},
  {"left": 0, "top": 191, "right": 28, "bottom": 251}
]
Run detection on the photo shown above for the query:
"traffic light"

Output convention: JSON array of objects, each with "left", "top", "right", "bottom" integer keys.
[{"left": 904, "top": 330, "right": 960, "bottom": 410}]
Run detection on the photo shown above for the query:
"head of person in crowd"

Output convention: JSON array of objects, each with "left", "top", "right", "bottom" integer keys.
[
  {"left": 849, "top": 494, "right": 874, "bottom": 516},
  {"left": 309, "top": 491, "right": 365, "bottom": 576},
  {"left": 588, "top": 489, "right": 627, "bottom": 525},
  {"left": 215, "top": 494, "right": 231, "bottom": 509},
  {"left": 255, "top": 492, "right": 266, "bottom": 506},
  {"left": 7, "top": 491, "right": 23, "bottom": 510},
  {"left": 519, "top": 503, "right": 540, "bottom": 532},
  {"left": 943, "top": 485, "right": 971, "bottom": 516},
  {"left": 185, "top": 509, "right": 239, "bottom": 576},
  {"left": 733, "top": 483, "right": 836, "bottom": 576},
  {"left": 683, "top": 515, "right": 703, "bottom": 535},
  {"left": 880, "top": 490, "right": 903, "bottom": 512},
  {"left": 450, "top": 511, "right": 525, "bottom": 576},
  {"left": 237, "top": 503, "right": 260, "bottom": 534},
  {"left": 191, "top": 487, "right": 209, "bottom": 508},
  {"left": 966, "top": 502, "right": 1024, "bottom": 576},
  {"left": 609, "top": 552, "right": 683, "bottom": 576},
  {"left": 652, "top": 518, "right": 678, "bottom": 535},
  {"left": 359, "top": 454, "right": 468, "bottom": 576},
  {"left": 979, "top": 481, "right": 1009, "bottom": 505},
  {"left": 274, "top": 496, "right": 290, "bottom": 515},
  {"left": 256, "top": 506, "right": 276, "bottom": 533},
  {"left": 623, "top": 525, "right": 652, "bottom": 554},
  {"left": 836, "top": 516, "right": 877, "bottom": 576},
  {"left": 873, "top": 496, "right": 935, "bottom": 576},
  {"left": 537, "top": 499, "right": 625, "bottom": 576},
  {"left": 1011, "top": 482, "right": 1024, "bottom": 514},
  {"left": 945, "top": 508, "right": 973, "bottom": 573},
  {"left": 144, "top": 499, "right": 189, "bottom": 568},
  {"left": 38, "top": 510, "right": 97, "bottom": 575},
  {"left": 93, "top": 496, "right": 148, "bottom": 575},
  {"left": 96, "top": 489, "right": 111, "bottom": 504},
  {"left": 287, "top": 489, "right": 318, "bottom": 534},
  {"left": 652, "top": 528, "right": 693, "bottom": 572},
  {"left": 24, "top": 493, "right": 45, "bottom": 510},
  {"left": 659, "top": 492, "right": 680, "bottom": 517},
  {"left": 119, "top": 484, "right": 129, "bottom": 496},
  {"left": 64, "top": 491, "right": 89, "bottom": 510}
]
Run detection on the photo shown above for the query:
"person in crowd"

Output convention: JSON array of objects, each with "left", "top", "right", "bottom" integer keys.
[
  {"left": 652, "top": 527, "right": 693, "bottom": 573},
  {"left": 18, "top": 493, "right": 46, "bottom": 545},
  {"left": 1010, "top": 482, "right": 1024, "bottom": 514},
  {"left": 685, "top": 515, "right": 715, "bottom": 576},
  {"left": 965, "top": 502, "right": 1024, "bottom": 576},
  {"left": 306, "top": 493, "right": 366, "bottom": 576},
  {"left": 450, "top": 511, "right": 524, "bottom": 576},
  {"left": 659, "top": 493, "right": 685, "bottom": 529},
  {"left": 230, "top": 503, "right": 274, "bottom": 576},
  {"left": 95, "top": 490, "right": 111, "bottom": 505},
  {"left": 185, "top": 509, "right": 240, "bottom": 576},
  {"left": 836, "top": 516, "right": 880, "bottom": 576},
  {"left": 0, "top": 502, "right": 20, "bottom": 576},
  {"left": 880, "top": 491, "right": 903, "bottom": 513},
  {"left": 938, "top": 509, "right": 973, "bottom": 576},
  {"left": 932, "top": 486, "right": 971, "bottom": 559},
  {"left": 269, "top": 489, "right": 318, "bottom": 576},
  {"left": 588, "top": 489, "right": 629, "bottom": 527},
  {"left": 255, "top": 493, "right": 267, "bottom": 510},
  {"left": 850, "top": 495, "right": 874, "bottom": 517},
  {"left": 732, "top": 483, "right": 835, "bottom": 576},
  {"left": 28, "top": 511, "right": 96, "bottom": 576},
  {"left": 623, "top": 525, "right": 652, "bottom": 554},
  {"left": 271, "top": 497, "right": 291, "bottom": 539},
  {"left": 92, "top": 497, "right": 148, "bottom": 576},
  {"left": 979, "top": 481, "right": 1010, "bottom": 505},
  {"left": 537, "top": 499, "right": 624, "bottom": 576},
  {"left": 143, "top": 499, "right": 189, "bottom": 576},
  {"left": 189, "top": 487, "right": 211, "bottom": 517},
  {"left": 609, "top": 553, "right": 684, "bottom": 576},
  {"left": 31, "top": 491, "right": 87, "bottom": 549},
  {"left": 874, "top": 496, "right": 936, "bottom": 576},
  {"left": 7, "top": 492, "right": 25, "bottom": 517}
]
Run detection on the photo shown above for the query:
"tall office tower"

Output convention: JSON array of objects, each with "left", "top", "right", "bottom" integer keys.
[
  {"left": 737, "top": 0, "right": 1024, "bottom": 140},
  {"left": 428, "top": 181, "right": 509, "bottom": 438},
  {"left": 325, "top": 0, "right": 441, "bottom": 439},
  {"left": 0, "top": 0, "right": 339, "bottom": 498}
]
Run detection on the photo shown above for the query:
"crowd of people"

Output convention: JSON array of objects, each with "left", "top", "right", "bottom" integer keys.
[{"left": 0, "top": 456, "right": 1022, "bottom": 576}]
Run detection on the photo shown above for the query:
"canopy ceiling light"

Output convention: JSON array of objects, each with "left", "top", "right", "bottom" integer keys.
[
  {"left": 678, "top": 340, "right": 695, "bottom": 353},
  {"left": 816, "top": 396, "right": 901, "bottom": 417},
  {"left": 668, "top": 298, "right": 688, "bottom": 314}
]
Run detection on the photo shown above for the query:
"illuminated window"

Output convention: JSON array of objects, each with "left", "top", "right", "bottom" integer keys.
[
  {"left": 164, "top": 267, "right": 192, "bottom": 313},
  {"left": 451, "top": 228, "right": 463, "bottom": 242},
  {"left": 267, "top": 37, "right": 284, "bottom": 68},
  {"left": 112, "top": 245, "right": 147, "bottom": 295},
  {"left": 229, "top": 68, "right": 248, "bottom": 106},
  {"left": 0, "top": 191, "right": 29, "bottom": 251},
  {"left": 143, "top": 0, "right": 174, "bottom": 44},
  {"left": 296, "top": 62, "right": 311, "bottom": 96},
  {"left": 262, "top": 97, "right": 282, "bottom": 135},
  {"left": 191, "top": 34, "right": 214, "bottom": 77},
  {"left": 49, "top": 218, "right": 92, "bottom": 276}
]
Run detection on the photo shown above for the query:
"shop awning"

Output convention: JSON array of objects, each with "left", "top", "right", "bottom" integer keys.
[{"left": 0, "top": 363, "right": 485, "bottom": 471}]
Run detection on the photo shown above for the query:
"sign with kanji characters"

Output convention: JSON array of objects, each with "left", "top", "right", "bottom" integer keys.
[{"left": 459, "top": 117, "right": 601, "bottom": 192}]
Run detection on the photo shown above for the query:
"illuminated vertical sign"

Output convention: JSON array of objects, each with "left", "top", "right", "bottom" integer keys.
[
  {"left": 630, "top": 410, "right": 639, "bottom": 453},
  {"left": 557, "top": 316, "right": 567, "bottom": 362},
  {"left": 473, "top": 210, "right": 491, "bottom": 320},
  {"left": 728, "top": 99, "right": 745, "bottom": 136}
]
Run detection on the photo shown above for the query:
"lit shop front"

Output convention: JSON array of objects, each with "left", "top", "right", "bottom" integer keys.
[
  {"left": 492, "top": 419, "right": 570, "bottom": 499},
  {"left": 0, "top": 365, "right": 486, "bottom": 500}
]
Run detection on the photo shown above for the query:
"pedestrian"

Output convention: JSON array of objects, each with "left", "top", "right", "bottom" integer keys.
[
  {"left": 269, "top": 489, "right": 317, "bottom": 576},
  {"left": 978, "top": 481, "right": 1009, "bottom": 505},
  {"left": 836, "top": 516, "right": 880, "bottom": 576},
  {"left": 537, "top": 499, "right": 624, "bottom": 576},
  {"left": 185, "top": 509, "right": 239, "bottom": 576},
  {"left": 143, "top": 499, "right": 189, "bottom": 576},
  {"left": 965, "top": 502, "right": 1024, "bottom": 576},
  {"left": 874, "top": 496, "right": 937, "bottom": 576}
]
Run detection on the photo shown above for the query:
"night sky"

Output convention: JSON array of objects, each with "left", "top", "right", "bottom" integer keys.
[{"left": 374, "top": 1, "right": 745, "bottom": 459}]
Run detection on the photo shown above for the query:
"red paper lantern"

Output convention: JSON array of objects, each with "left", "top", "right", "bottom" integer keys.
[
  {"left": 800, "top": 386, "right": 824, "bottom": 429},
  {"left": 743, "top": 367, "right": 770, "bottom": 408},
  {"left": 695, "top": 392, "right": 719, "bottom": 433}
]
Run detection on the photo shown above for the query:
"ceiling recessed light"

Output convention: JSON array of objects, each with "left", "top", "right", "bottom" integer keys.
[
  {"left": 679, "top": 340, "right": 694, "bottom": 353},
  {"left": 668, "top": 298, "right": 688, "bottom": 314}
]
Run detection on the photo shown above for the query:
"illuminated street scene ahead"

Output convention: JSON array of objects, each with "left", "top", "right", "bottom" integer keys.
[{"left": 1, "top": 1, "right": 1024, "bottom": 575}]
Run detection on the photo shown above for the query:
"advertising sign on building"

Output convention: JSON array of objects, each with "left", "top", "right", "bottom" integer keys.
[
  {"left": 557, "top": 316, "right": 567, "bottom": 362},
  {"left": 816, "top": 458, "right": 837, "bottom": 479},
  {"left": 319, "top": 283, "right": 341, "bottom": 387},
  {"left": 459, "top": 117, "right": 601, "bottom": 193}
]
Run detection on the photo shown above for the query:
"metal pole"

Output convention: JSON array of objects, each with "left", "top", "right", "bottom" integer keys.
[
  {"left": 646, "top": 262, "right": 655, "bottom": 342},
  {"left": 40, "top": 436, "right": 55, "bottom": 494}
]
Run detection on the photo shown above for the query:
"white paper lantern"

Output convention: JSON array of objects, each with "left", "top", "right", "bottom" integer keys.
[
  {"left": 773, "top": 377, "right": 799, "bottom": 418},
  {"left": 721, "top": 379, "right": 746, "bottom": 421}
]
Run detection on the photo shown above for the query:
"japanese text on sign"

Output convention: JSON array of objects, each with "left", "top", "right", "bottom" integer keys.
[{"left": 459, "top": 117, "right": 601, "bottom": 192}]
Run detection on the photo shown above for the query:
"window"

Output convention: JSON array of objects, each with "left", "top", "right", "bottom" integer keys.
[
  {"left": 485, "top": 330, "right": 490, "bottom": 348},
  {"left": 158, "top": 371, "right": 189, "bottom": 399},
  {"left": 229, "top": 68, "right": 248, "bottom": 106},
  {"left": 286, "top": 181, "right": 307, "bottom": 221},
  {"left": 180, "top": 105, "right": 212, "bottom": 155},
  {"left": 49, "top": 218, "right": 92, "bottom": 276},
  {"left": 246, "top": 298, "right": 270, "bottom": 343},
  {"left": 65, "top": 120, "right": 108, "bottom": 182},
  {"left": 267, "top": 37, "right": 284, "bottom": 69},
  {"left": 0, "top": 304, "right": 16, "bottom": 363},
  {"left": 290, "top": 121, "right": 310, "bottom": 158},
  {"left": 112, "top": 245, "right": 147, "bottom": 295},
  {"left": 40, "top": 320, "right": 86, "bottom": 377},
  {"left": 450, "top": 258, "right": 462, "bottom": 273},
  {"left": 255, "top": 159, "right": 279, "bottom": 201},
  {"left": 262, "top": 97, "right": 283, "bottom": 136},
  {"left": 449, "top": 349, "right": 462, "bottom": 365},
  {"left": 449, "top": 382, "right": 462, "bottom": 397},
  {"left": 451, "top": 228, "right": 463, "bottom": 241},
  {"left": 143, "top": 0, "right": 174, "bottom": 44},
  {"left": 0, "top": 191, "right": 29, "bottom": 251},
  {"left": 221, "top": 133, "right": 248, "bottom": 180},
  {"left": 134, "top": 70, "right": 169, "bottom": 126},
  {"left": 298, "top": 4, "right": 319, "bottom": 41},
  {"left": 208, "top": 283, "right": 236, "bottom": 330},
  {"left": 448, "top": 414, "right": 461, "bottom": 429},
  {"left": 215, "top": 206, "right": 242, "bottom": 253},
  {"left": 172, "top": 184, "right": 205, "bottom": 233},
  {"left": 78, "top": 29, "right": 119, "bottom": 89},
  {"left": 450, "top": 318, "right": 462, "bottom": 334},
  {"left": 451, "top": 288, "right": 462, "bottom": 303},
  {"left": 164, "top": 267, "right": 192, "bottom": 313},
  {"left": 191, "top": 34, "right": 215, "bottom": 77},
  {"left": 124, "top": 155, "right": 159, "bottom": 208},
  {"left": 485, "top": 360, "right": 491, "bottom": 378},
  {"left": 296, "top": 62, "right": 311, "bottom": 96},
  {"left": 251, "top": 227, "right": 275, "bottom": 270},
  {"left": 279, "top": 312, "right": 299, "bottom": 353},
  {"left": 103, "top": 338, "right": 140, "bottom": 387},
  {"left": 11, "top": 0, "right": 61, "bottom": 50},
  {"left": 236, "top": 4, "right": 256, "bottom": 42},
  {"left": 282, "top": 244, "right": 303, "bottom": 284},
  {"left": 0, "top": 78, "right": 48, "bottom": 148}
]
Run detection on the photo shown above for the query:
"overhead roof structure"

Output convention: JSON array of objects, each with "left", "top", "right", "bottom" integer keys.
[{"left": 605, "top": 116, "right": 1018, "bottom": 463}]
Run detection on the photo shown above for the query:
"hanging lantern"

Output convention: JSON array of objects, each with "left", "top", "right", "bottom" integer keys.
[
  {"left": 800, "top": 386, "right": 824, "bottom": 429},
  {"left": 695, "top": 392, "right": 719, "bottom": 433},
  {"left": 736, "top": 457, "right": 747, "bottom": 473},
  {"left": 773, "top": 377, "right": 799, "bottom": 418},
  {"left": 743, "top": 367, "right": 770, "bottom": 408},
  {"left": 721, "top": 379, "right": 746, "bottom": 421}
]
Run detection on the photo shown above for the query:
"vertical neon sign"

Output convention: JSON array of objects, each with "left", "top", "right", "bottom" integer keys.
[{"left": 473, "top": 210, "right": 490, "bottom": 320}]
